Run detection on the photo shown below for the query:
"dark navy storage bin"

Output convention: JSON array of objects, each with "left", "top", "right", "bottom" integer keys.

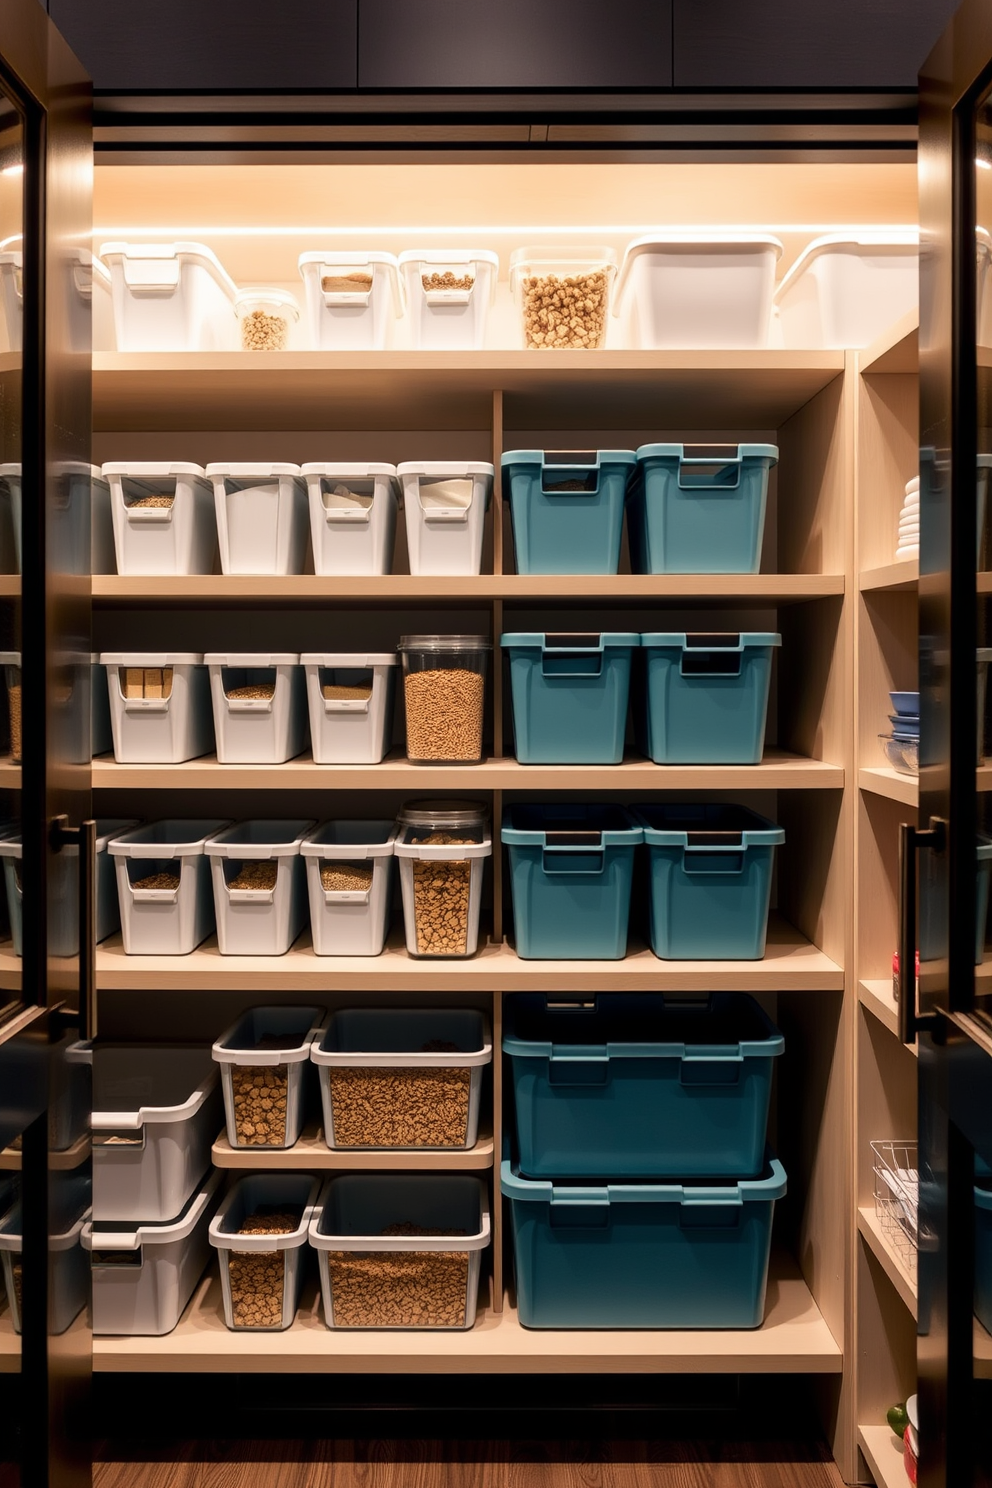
[
  {"left": 502, "top": 631, "right": 639, "bottom": 765},
  {"left": 633, "top": 804, "right": 784, "bottom": 961},
  {"left": 920, "top": 834, "right": 992, "bottom": 966},
  {"left": 639, "top": 631, "right": 780, "bottom": 765},
  {"left": 502, "top": 804, "right": 642, "bottom": 960},
  {"left": 626, "top": 443, "right": 778, "bottom": 575},
  {"left": 504, "top": 991, "right": 783, "bottom": 1179},
  {"left": 502, "top": 1153, "right": 786, "bottom": 1329},
  {"left": 502, "top": 449, "right": 635, "bottom": 575}
]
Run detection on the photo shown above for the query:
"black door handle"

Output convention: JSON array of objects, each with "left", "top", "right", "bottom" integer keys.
[
  {"left": 898, "top": 818, "right": 945, "bottom": 1044},
  {"left": 50, "top": 815, "right": 97, "bottom": 1040}
]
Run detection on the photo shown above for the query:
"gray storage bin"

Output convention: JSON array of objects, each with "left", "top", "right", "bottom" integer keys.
[
  {"left": 213, "top": 1006, "right": 325, "bottom": 1152},
  {"left": 0, "top": 1174, "right": 90, "bottom": 1335},
  {"left": 210, "top": 1174, "right": 321, "bottom": 1332}
]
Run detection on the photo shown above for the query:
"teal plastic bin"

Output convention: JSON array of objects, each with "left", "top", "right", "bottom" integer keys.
[
  {"left": 639, "top": 631, "right": 780, "bottom": 764},
  {"left": 502, "top": 631, "right": 639, "bottom": 765},
  {"left": 502, "top": 449, "right": 635, "bottom": 575},
  {"left": 502, "top": 1153, "right": 786, "bottom": 1330},
  {"left": 626, "top": 443, "right": 778, "bottom": 574},
  {"left": 634, "top": 803, "right": 784, "bottom": 961},
  {"left": 504, "top": 991, "right": 783, "bottom": 1179},
  {"left": 502, "top": 803, "right": 642, "bottom": 960}
]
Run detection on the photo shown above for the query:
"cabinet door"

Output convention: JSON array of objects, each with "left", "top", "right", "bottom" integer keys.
[
  {"left": 49, "top": 0, "right": 358, "bottom": 91},
  {"left": 358, "top": 0, "right": 672, "bottom": 89}
]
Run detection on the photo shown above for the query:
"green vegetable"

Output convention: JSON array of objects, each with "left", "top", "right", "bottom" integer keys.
[{"left": 887, "top": 1403, "right": 909, "bottom": 1435}]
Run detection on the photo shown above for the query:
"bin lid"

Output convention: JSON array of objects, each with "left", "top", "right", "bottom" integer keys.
[
  {"left": 204, "top": 653, "right": 299, "bottom": 666},
  {"left": 634, "top": 442, "right": 779, "bottom": 464},
  {"left": 500, "top": 1154, "right": 787, "bottom": 1206},
  {"left": 299, "top": 250, "right": 398, "bottom": 268},
  {"left": 108, "top": 819, "right": 230, "bottom": 856},
  {"left": 631, "top": 802, "right": 784, "bottom": 847},
  {"left": 501, "top": 632, "right": 639, "bottom": 651},
  {"left": 641, "top": 631, "right": 781, "bottom": 650},
  {"left": 101, "top": 462, "right": 208, "bottom": 479},
  {"left": 204, "top": 819, "right": 316, "bottom": 856},
  {"left": 398, "top": 248, "right": 499, "bottom": 269},
  {"left": 301, "top": 819, "right": 399, "bottom": 857},
  {"left": 234, "top": 285, "right": 300, "bottom": 315},
  {"left": 99, "top": 241, "right": 237, "bottom": 299},
  {"left": 501, "top": 449, "right": 636, "bottom": 468},
  {"left": 397, "top": 461, "right": 494, "bottom": 479},
  {"left": 397, "top": 799, "right": 488, "bottom": 829},
  {"left": 616, "top": 233, "right": 784, "bottom": 304},
  {"left": 300, "top": 652, "right": 397, "bottom": 667},
  {"left": 301, "top": 462, "right": 397, "bottom": 479},
  {"left": 398, "top": 634, "right": 491, "bottom": 651},
  {"left": 774, "top": 230, "right": 919, "bottom": 307},
  {"left": 501, "top": 802, "right": 642, "bottom": 847},
  {"left": 84, "top": 1170, "right": 222, "bottom": 1252},
  {"left": 205, "top": 463, "right": 302, "bottom": 479},
  {"left": 100, "top": 652, "right": 204, "bottom": 665}
]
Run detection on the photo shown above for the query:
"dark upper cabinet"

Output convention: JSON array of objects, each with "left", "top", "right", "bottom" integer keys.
[
  {"left": 358, "top": 0, "right": 673, "bottom": 89},
  {"left": 49, "top": 0, "right": 358, "bottom": 91},
  {"left": 673, "top": 0, "right": 960, "bottom": 89}
]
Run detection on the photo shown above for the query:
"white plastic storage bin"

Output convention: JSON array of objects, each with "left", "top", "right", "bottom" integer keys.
[
  {"left": 206, "top": 654, "right": 307, "bottom": 765},
  {"left": 614, "top": 234, "right": 783, "bottom": 350},
  {"left": 210, "top": 1174, "right": 321, "bottom": 1331},
  {"left": 99, "top": 241, "right": 239, "bottom": 352},
  {"left": 8, "top": 248, "right": 114, "bottom": 356},
  {"left": 509, "top": 246, "right": 617, "bottom": 350},
  {"left": 205, "top": 820, "right": 314, "bottom": 956},
  {"left": 298, "top": 251, "right": 402, "bottom": 350},
  {"left": 213, "top": 1006, "right": 325, "bottom": 1151},
  {"left": 206, "top": 463, "right": 309, "bottom": 576},
  {"left": 109, "top": 819, "right": 228, "bottom": 955},
  {"left": 101, "top": 653, "right": 213, "bottom": 764},
  {"left": 90, "top": 1043, "right": 222, "bottom": 1223},
  {"left": 398, "top": 461, "right": 493, "bottom": 576},
  {"left": 301, "top": 820, "right": 399, "bottom": 956},
  {"left": 235, "top": 287, "right": 299, "bottom": 351},
  {"left": 303, "top": 463, "right": 400, "bottom": 576},
  {"left": 774, "top": 231, "right": 919, "bottom": 349},
  {"left": 103, "top": 462, "right": 217, "bottom": 576},
  {"left": 398, "top": 250, "right": 499, "bottom": 350},
  {"left": 302, "top": 652, "right": 396, "bottom": 765},
  {"left": 394, "top": 800, "right": 492, "bottom": 959},
  {"left": 85, "top": 1170, "right": 222, "bottom": 1337}
]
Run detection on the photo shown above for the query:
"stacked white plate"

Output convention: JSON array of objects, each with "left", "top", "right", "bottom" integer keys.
[{"left": 896, "top": 474, "right": 919, "bottom": 560}]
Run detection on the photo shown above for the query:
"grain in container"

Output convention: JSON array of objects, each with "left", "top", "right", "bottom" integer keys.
[
  {"left": 210, "top": 1174, "right": 321, "bottom": 1332},
  {"left": 302, "top": 652, "right": 396, "bottom": 765},
  {"left": 398, "top": 635, "right": 490, "bottom": 764},
  {"left": 394, "top": 800, "right": 491, "bottom": 959},
  {"left": 309, "top": 1174, "right": 489, "bottom": 1331},
  {"left": 301, "top": 820, "right": 398, "bottom": 957},
  {"left": 0, "top": 1175, "right": 90, "bottom": 1335},
  {"left": 638, "top": 631, "right": 780, "bottom": 765},
  {"left": 398, "top": 461, "right": 493, "bottom": 577},
  {"left": 103, "top": 462, "right": 216, "bottom": 577},
  {"left": 109, "top": 819, "right": 229, "bottom": 956},
  {"left": 206, "top": 463, "right": 308, "bottom": 576},
  {"left": 773, "top": 230, "right": 919, "bottom": 349},
  {"left": 501, "top": 631, "right": 638, "bottom": 765},
  {"left": 205, "top": 653, "right": 307, "bottom": 765},
  {"left": 312, "top": 1008, "right": 492, "bottom": 1150},
  {"left": 613, "top": 234, "right": 783, "bottom": 349},
  {"left": 626, "top": 444, "right": 778, "bottom": 576},
  {"left": 302, "top": 462, "right": 400, "bottom": 577},
  {"left": 100, "top": 652, "right": 213, "bottom": 764},
  {"left": 235, "top": 287, "right": 299, "bottom": 351},
  {"left": 502, "top": 449, "right": 634, "bottom": 575},
  {"left": 298, "top": 251, "right": 402, "bottom": 350},
  {"left": 1, "top": 651, "right": 20, "bottom": 761},
  {"left": 397, "top": 249, "right": 499, "bottom": 350},
  {"left": 99, "top": 241, "right": 239, "bottom": 352},
  {"left": 205, "top": 820, "right": 314, "bottom": 956},
  {"left": 213, "top": 1006, "right": 326, "bottom": 1151},
  {"left": 509, "top": 246, "right": 616, "bottom": 350}
]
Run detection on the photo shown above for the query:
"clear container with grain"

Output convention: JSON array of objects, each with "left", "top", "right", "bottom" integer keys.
[
  {"left": 234, "top": 288, "right": 299, "bottom": 352},
  {"left": 309, "top": 1174, "right": 490, "bottom": 1331},
  {"left": 398, "top": 635, "right": 490, "bottom": 764},
  {"left": 0, "top": 652, "right": 20, "bottom": 762},
  {"left": 394, "top": 800, "right": 491, "bottom": 960},
  {"left": 300, "top": 819, "right": 399, "bottom": 956},
  {"left": 205, "top": 820, "right": 315, "bottom": 956},
  {"left": 509, "top": 246, "right": 617, "bottom": 350},
  {"left": 210, "top": 1173, "right": 321, "bottom": 1332},
  {"left": 212, "top": 1005, "right": 325, "bottom": 1152}
]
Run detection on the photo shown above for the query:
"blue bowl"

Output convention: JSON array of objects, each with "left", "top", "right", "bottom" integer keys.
[
  {"left": 890, "top": 691, "right": 920, "bottom": 717},
  {"left": 889, "top": 715, "right": 920, "bottom": 733}
]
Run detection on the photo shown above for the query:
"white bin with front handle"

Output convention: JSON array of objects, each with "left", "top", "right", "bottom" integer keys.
[
  {"left": 206, "top": 463, "right": 309, "bottom": 576},
  {"left": 302, "top": 463, "right": 400, "bottom": 576},
  {"left": 103, "top": 463, "right": 217, "bottom": 577},
  {"left": 398, "top": 462, "right": 493, "bottom": 576},
  {"left": 109, "top": 819, "right": 229, "bottom": 955},
  {"left": 298, "top": 251, "right": 402, "bottom": 350},
  {"left": 206, "top": 654, "right": 307, "bottom": 765},
  {"left": 101, "top": 653, "right": 213, "bottom": 764},
  {"left": 302, "top": 652, "right": 396, "bottom": 765},
  {"left": 100, "top": 241, "right": 239, "bottom": 352},
  {"left": 397, "top": 250, "right": 499, "bottom": 350},
  {"left": 205, "top": 820, "right": 314, "bottom": 956},
  {"left": 301, "top": 820, "right": 399, "bottom": 956}
]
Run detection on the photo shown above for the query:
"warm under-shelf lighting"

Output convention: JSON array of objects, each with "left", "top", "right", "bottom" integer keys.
[{"left": 90, "top": 221, "right": 921, "bottom": 239}]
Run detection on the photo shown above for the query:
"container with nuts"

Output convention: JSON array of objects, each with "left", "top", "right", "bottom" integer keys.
[
  {"left": 213, "top": 1004, "right": 324, "bottom": 1151},
  {"left": 398, "top": 635, "right": 490, "bottom": 764},
  {"left": 234, "top": 288, "right": 299, "bottom": 353},
  {"left": 397, "top": 250, "right": 499, "bottom": 351},
  {"left": 301, "top": 819, "right": 398, "bottom": 957},
  {"left": 301, "top": 651, "right": 397, "bottom": 765},
  {"left": 509, "top": 247, "right": 617, "bottom": 351},
  {"left": 394, "top": 800, "right": 491, "bottom": 959},
  {"left": 1, "top": 654, "right": 20, "bottom": 762},
  {"left": 211, "top": 1174, "right": 321, "bottom": 1332}
]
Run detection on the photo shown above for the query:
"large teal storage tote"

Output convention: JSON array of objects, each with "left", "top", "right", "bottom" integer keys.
[
  {"left": 504, "top": 991, "right": 783, "bottom": 1179},
  {"left": 502, "top": 1153, "right": 786, "bottom": 1329},
  {"left": 502, "top": 631, "right": 638, "bottom": 765},
  {"left": 502, "top": 449, "right": 635, "bottom": 574},
  {"left": 627, "top": 443, "right": 778, "bottom": 574},
  {"left": 502, "top": 803, "right": 642, "bottom": 960},
  {"left": 639, "top": 630, "right": 780, "bottom": 764},
  {"left": 634, "top": 803, "right": 783, "bottom": 961}
]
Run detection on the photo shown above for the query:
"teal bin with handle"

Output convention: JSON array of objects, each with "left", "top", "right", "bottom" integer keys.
[
  {"left": 501, "top": 449, "right": 635, "bottom": 575},
  {"left": 626, "top": 443, "right": 778, "bottom": 574},
  {"left": 502, "top": 1152, "right": 786, "bottom": 1330},
  {"left": 502, "top": 803, "right": 642, "bottom": 960},
  {"left": 639, "top": 631, "right": 780, "bottom": 764},
  {"left": 502, "top": 631, "right": 639, "bottom": 764},
  {"left": 633, "top": 803, "right": 783, "bottom": 961}
]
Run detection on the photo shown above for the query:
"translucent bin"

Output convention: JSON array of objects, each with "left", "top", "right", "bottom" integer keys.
[
  {"left": 2, "top": 462, "right": 115, "bottom": 578},
  {"left": 298, "top": 251, "right": 402, "bottom": 351},
  {"left": 509, "top": 246, "right": 616, "bottom": 350},
  {"left": 398, "top": 635, "right": 490, "bottom": 764},
  {"left": 90, "top": 1043, "right": 221, "bottom": 1222},
  {"left": 395, "top": 800, "right": 492, "bottom": 959},
  {"left": 0, "top": 248, "right": 106, "bottom": 354},
  {"left": 633, "top": 804, "right": 785, "bottom": 962},
  {"left": 99, "top": 241, "right": 239, "bottom": 352},
  {"left": 205, "top": 653, "right": 307, "bottom": 765},
  {"left": 502, "top": 631, "right": 638, "bottom": 765},
  {"left": 638, "top": 631, "right": 781, "bottom": 765},
  {"left": 301, "top": 820, "right": 398, "bottom": 957},
  {"left": 213, "top": 1006, "right": 325, "bottom": 1152},
  {"left": 774, "top": 231, "right": 919, "bottom": 349},
  {"left": 502, "top": 1154, "right": 786, "bottom": 1330},
  {"left": 206, "top": 820, "right": 314, "bottom": 957},
  {"left": 235, "top": 287, "right": 299, "bottom": 352},
  {"left": 310, "top": 1174, "right": 490, "bottom": 1331},
  {"left": 0, "top": 251, "right": 21, "bottom": 354},
  {"left": 0, "top": 652, "right": 19, "bottom": 761},
  {"left": 103, "top": 462, "right": 217, "bottom": 577},
  {"left": 210, "top": 1174, "right": 321, "bottom": 1332},
  {"left": 92, "top": 653, "right": 113, "bottom": 757},
  {"left": 613, "top": 234, "right": 783, "bottom": 350},
  {"left": 109, "top": 819, "right": 229, "bottom": 956},
  {"left": 398, "top": 462, "right": 493, "bottom": 577},
  {"left": 101, "top": 652, "right": 213, "bottom": 764},
  {"left": 0, "top": 818, "right": 137, "bottom": 959},
  {"left": 502, "top": 449, "right": 634, "bottom": 575},
  {"left": 85, "top": 1170, "right": 222, "bottom": 1337},
  {"left": 302, "top": 652, "right": 397, "bottom": 765},
  {"left": 206, "top": 464, "right": 308, "bottom": 576},
  {"left": 398, "top": 249, "right": 499, "bottom": 350},
  {"left": 0, "top": 1181, "right": 90, "bottom": 1335},
  {"left": 302, "top": 463, "right": 400, "bottom": 577},
  {"left": 504, "top": 992, "right": 783, "bottom": 1180},
  {"left": 312, "top": 1008, "right": 492, "bottom": 1150},
  {"left": 626, "top": 444, "right": 778, "bottom": 576},
  {"left": 502, "top": 803, "right": 642, "bottom": 961}
]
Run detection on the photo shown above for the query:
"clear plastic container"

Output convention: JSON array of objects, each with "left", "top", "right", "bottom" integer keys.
[
  {"left": 302, "top": 463, "right": 400, "bottom": 577},
  {"left": 205, "top": 820, "right": 315, "bottom": 957},
  {"left": 301, "top": 819, "right": 398, "bottom": 956},
  {"left": 398, "top": 635, "right": 490, "bottom": 764},
  {"left": 210, "top": 1174, "right": 321, "bottom": 1332},
  {"left": 509, "top": 246, "right": 617, "bottom": 350},
  {"left": 298, "top": 251, "right": 402, "bottom": 350},
  {"left": 0, "top": 652, "right": 20, "bottom": 762},
  {"left": 397, "top": 249, "right": 499, "bottom": 350},
  {"left": 394, "top": 800, "right": 491, "bottom": 959},
  {"left": 100, "top": 241, "right": 239, "bottom": 353},
  {"left": 397, "top": 461, "right": 493, "bottom": 577},
  {"left": 235, "top": 288, "right": 299, "bottom": 352},
  {"left": 213, "top": 1006, "right": 326, "bottom": 1151},
  {"left": 613, "top": 235, "right": 783, "bottom": 350}
]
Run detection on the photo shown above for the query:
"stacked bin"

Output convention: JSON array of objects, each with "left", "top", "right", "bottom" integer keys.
[
  {"left": 210, "top": 1175, "right": 321, "bottom": 1332},
  {"left": 205, "top": 653, "right": 307, "bottom": 765},
  {"left": 301, "top": 820, "right": 398, "bottom": 956},
  {"left": 501, "top": 632, "right": 638, "bottom": 764},
  {"left": 205, "top": 821, "right": 314, "bottom": 956}
]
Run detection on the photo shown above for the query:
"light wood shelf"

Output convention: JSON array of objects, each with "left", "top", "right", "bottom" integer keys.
[
  {"left": 0, "top": 757, "right": 20, "bottom": 788},
  {"left": 0, "top": 1132, "right": 90, "bottom": 1172},
  {"left": 211, "top": 1122, "right": 494, "bottom": 1171},
  {"left": 0, "top": 945, "right": 19, "bottom": 991},
  {"left": 858, "top": 980, "right": 918, "bottom": 1057},
  {"left": 857, "top": 1424, "right": 909, "bottom": 1488},
  {"left": 0, "top": 1307, "right": 17, "bottom": 1373},
  {"left": 860, "top": 311, "right": 919, "bottom": 376},
  {"left": 0, "top": 577, "right": 19, "bottom": 599},
  {"left": 858, "top": 1205, "right": 918, "bottom": 1316},
  {"left": 859, "top": 767, "right": 918, "bottom": 807},
  {"left": 860, "top": 561, "right": 918, "bottom": 593}
]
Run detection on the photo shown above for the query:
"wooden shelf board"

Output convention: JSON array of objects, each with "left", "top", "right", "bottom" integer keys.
[
  {"left": 0, "top": 1132, "right": 90, "bottom": 1172},
  {"left": 858, "top": 980, "right": 918, "bottom": 1057},
  {"left": 860, "top": 560, "right": 918, "bottom": 593},
  {"left": 857, "top": 1424, "right": 910, "bottom": 1488},
  {"left": 0, "top": 946, "right": 19, "bottom": 991},
  {"left": 0, "top": 757, "right": 20, "bottom": 788},
  {"left": 858, "top": 1205, "right": 918, "bottom": 1317},
  {"left": 859, "top": 767, "right": 918, "bottom": 807},
  {"left": 212, "top": 1122, "right": 494, "bottom": 1171},
  {"left": 0, "top": 577, "right": 19, "bottom": 599},
  {"left": 860, "top": 311, "right": 919, "bottom": 375}
]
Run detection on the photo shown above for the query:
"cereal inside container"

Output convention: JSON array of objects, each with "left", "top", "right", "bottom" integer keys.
[
  {"left": 210, "top": 1174, "right": 321, "bottom": 1333},
  {"left": 1, "top": 652, "right": 20, "bottom": 762},
  {"left": 394, "top": 800, "right": 491, "bottom": 960},
  {"left": 509, "top": 246, "right": 617, "bottom": 350},
  {"left": 397, "top": 634, "right": 490, "bottom": 764},
  {"left": 235, "top": 288, "right": 299, "bottom": 352},
  {"left": 212, "top": 1005, "right": 325, "bottom": 1152}
]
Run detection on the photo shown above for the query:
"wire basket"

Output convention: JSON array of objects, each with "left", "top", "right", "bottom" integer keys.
[{"left": 872, "top": 1139, "right": 919, "bottom": 1273}]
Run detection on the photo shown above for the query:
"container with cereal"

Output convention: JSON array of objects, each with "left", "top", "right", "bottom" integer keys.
[
  {"left": 509, "top": 246, "right": 617, "bottom": 350},
  {"left": 212, "top": 1005, "right": 325, "bottom": 1152},
  {"left": 398, "top": 635, "right": 490, "bottom": 764},
  {"left": 210, "top": 1173, "right": 321, "bottom": 1332},
  {"left": 394, "top": 800, "right": 491, "bottom": 960},
  {"left": 235, "top": 288, "right": 299, "bottom": 352}
]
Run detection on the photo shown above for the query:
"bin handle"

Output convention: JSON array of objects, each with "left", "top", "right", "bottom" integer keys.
[
  {"left": 323, "top": 697, "right": 371, "bottom": 715},
  {"left": 541, "top": 653, "right": 603, "bottom": 678},
  {"left": 129, "top": 885, "right": 179, "bottom": 903},
  {"left": 423, "top": 507, "right": 469, "bottom": 524},
  {"left": 541, "top": 849, "right": 605, "bottom": 876},
  {"left": 226, "top": 698, "right": 274, "bottom": 715},
  {"left": 681, "top": 848, "right": 746, "bottom": 875},
  {"left": 324, "top": 507, "right": 371, "bottom": 525},
  {"left": 676, "top": 446, "right": 743, "bottom": 491},
  {"left": 227, "top": 887, "right": 275, "bottom": 904},
  {"left": 323, "top": 887, "right": 372, "bottom": 905},
  {"left": 125, "top": 506, "right": 173, "bottom": 525},
  {"left": 123, "top": 698, "right": 171, "bottom": 714}
]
